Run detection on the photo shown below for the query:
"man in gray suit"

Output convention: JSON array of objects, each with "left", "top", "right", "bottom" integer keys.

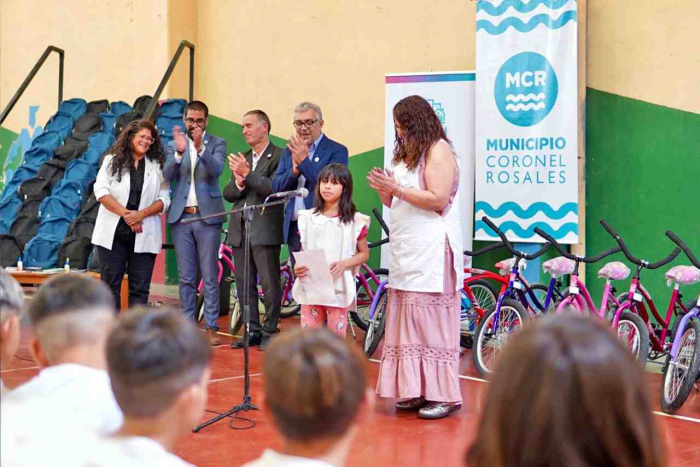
[
  {"left": 164, "top": 101, "right": 226, "bottom": 346},
  {"left": 224, "top": 110, "right": 284, "bottom": 351}
]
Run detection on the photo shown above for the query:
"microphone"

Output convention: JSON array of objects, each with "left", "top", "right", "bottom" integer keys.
[{"left": 267, "top": 188, "right": 309, "bottom": 199}]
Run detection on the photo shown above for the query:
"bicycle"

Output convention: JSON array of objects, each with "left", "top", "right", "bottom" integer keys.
[
  {"left": 362, "top": 210, "right": 392, "bottom": 358},
  {"left": 472, "top": 217, "right": 563, "bottom": 376},
  {"left": 660, "top": 230, "right": 700, "bottom": 413},
  {"left": 599, "top": 220, "right": 682, "bottom": 367},
  {"left": 533, "top": 226, "right": 651, "bottom": 362}
]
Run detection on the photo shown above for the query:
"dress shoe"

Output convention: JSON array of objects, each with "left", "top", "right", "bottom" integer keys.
[
  {"left": 207, "top": 328, "right": 221, "bottom": 347},
  {"left": 258, "top": 335, "right": 271, "bottom": 351},
  {"left": 231, "top": 333, "right": 261, "bottom": 349},
  {"left": 418, "top": 402, "right": 461, "bottom": 420},
  {"left": 395, "top": 397, "right": 428, "bottom": 411}
]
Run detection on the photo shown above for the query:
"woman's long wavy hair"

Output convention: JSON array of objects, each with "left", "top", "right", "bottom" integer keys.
[
  {"left": 108, "top": 120, "right": 164, "bottom": 181},
  {"left": 392, "top": 95, "right": 451, "bottom": 171}
]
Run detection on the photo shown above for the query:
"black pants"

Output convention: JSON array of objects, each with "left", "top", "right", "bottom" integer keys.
[
  {"left": 97, "top": 232, "right": 157, "bottom": 311},
  {"left": 232, "top": 222, "right": 282, "bottom": 337}
]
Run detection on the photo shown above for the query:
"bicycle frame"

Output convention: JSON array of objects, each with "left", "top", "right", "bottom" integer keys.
[
  {"left": 613, "top": 276, "right": 691, "bottom": 353},
  {"left": 489, "top": 260, "right": 558, "bottom": 332},
  {"left": 366, "top": 279, "right": 391, "bottom": 320},
  {"left": 557, "top": 274, "right": 621, "bottom": 319}
]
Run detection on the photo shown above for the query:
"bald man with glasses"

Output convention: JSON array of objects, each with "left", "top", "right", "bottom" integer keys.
[{"left": 271, "top": 102, "right": 349, "bottom": 267}]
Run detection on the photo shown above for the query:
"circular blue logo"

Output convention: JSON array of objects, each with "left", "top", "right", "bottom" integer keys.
[{"left": 494, "top": 52, "right": 558, "bottom": 127}]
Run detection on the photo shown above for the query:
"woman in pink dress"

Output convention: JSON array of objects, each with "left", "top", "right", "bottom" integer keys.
[{"left": 367, "top": 95, "right": 463, "bottom": 419}]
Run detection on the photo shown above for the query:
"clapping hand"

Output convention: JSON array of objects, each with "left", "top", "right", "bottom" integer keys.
[
  {"left": 367, "top": 167, "right": 397, "bottom": 197},
  {"left": 228, "top": 153, "right": 250, "bottom": 185},
  {"left": 287, "top": 134, "right": 310, "bottom": 166},
  {"left": 173, "top": 126, "right": 187, "bottom": 154}
]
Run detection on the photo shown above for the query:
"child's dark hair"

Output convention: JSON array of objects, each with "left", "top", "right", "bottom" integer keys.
[{"left": 313, "top": 163, "right": 357, "bottom": 224}]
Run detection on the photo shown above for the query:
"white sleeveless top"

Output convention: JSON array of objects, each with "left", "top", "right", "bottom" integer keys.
[
  {"left": 389, "top": 140, "right": 463, "bottom": 292},
  {"left": 292, "top": 209, "right": 370, "bottom": 308}
]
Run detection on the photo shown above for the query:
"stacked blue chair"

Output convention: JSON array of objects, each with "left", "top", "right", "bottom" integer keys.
[{"left": 156, "top": 98, "right": 187, "bottom": 151}]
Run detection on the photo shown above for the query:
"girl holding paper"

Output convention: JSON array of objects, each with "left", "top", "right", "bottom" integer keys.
[{"left": 292, "top": 164, "right": 370, "bottom": 338}]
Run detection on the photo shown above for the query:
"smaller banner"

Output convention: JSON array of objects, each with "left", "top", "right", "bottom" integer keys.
[
  {"left": 475, "top": 0, "right": 579, "bottom": 244},
  {"left": 382, "top": 72, "right": 476, "bottom": 267}
]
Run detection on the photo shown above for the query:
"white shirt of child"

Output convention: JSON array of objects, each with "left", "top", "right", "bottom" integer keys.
[
  {"left": 243, "top": 449, "right": 334, "bottom": 467},
  {"left": 0, "top": 363, "right": 123, "bottom": 456}
]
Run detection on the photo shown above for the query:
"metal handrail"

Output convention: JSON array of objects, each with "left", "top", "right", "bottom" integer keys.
[
  {"left": 144, "top": 40, "right": 195, "bottom": 120},
  {"left": 0, "top": 46, "right": 65, "bottom": 126}
]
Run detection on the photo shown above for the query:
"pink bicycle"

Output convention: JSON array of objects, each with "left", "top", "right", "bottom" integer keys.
[{"left": 534, "top": 226, "right": 650, "bottom": 362}]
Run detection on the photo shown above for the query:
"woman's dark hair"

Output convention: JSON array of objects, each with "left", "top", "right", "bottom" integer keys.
[
  {"left": 313, "top": 163, "right": 357, "bottom": 224},
  {"left": 263, "top": 329, "right": 368, "bottom": 442},
  {"left": 392, "top": 95, "right": 450, "bottom": 171},
  {"left": 108, "top": 119, "right": 164, "bottom": 182},
  {"left": 466, "top": 315, "right": 664, "bottom": 467}
]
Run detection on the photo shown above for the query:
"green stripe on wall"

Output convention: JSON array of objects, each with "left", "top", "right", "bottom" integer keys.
[{"left": 585, "top": 88, "right": 700, "bottom": 314}]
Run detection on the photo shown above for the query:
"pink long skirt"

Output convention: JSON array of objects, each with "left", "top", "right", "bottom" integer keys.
[{"left": 376, "top": 243, "right": 462, "bottom": 403}]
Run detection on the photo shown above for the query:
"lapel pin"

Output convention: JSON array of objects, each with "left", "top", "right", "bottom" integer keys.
[
  {"left": 314, "top": 157, "right": 320, "bottom": 162},
  {"left": 267, "top": 153, "right": 272, "bottom": 159}
]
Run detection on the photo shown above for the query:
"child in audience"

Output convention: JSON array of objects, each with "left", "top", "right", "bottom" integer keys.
[
  {"left": 245, "top": 328, "right": 374, "bottom": 467},
  {"left": 0, "top": 270, "right": 25, "bottom": 399},
  {"left": 293, "top": 164, "right": 370, "bottom": 337},
  {"left": 466, "top": 314, "right": 665, "bottom": 467},
  {"left": 1, "top": 275, "right": 122, "bottom": 459}
]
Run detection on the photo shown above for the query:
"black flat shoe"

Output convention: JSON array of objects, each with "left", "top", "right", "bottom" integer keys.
[
  {"left": 395, "top": 397, "right": 428, "bottom": 411},
  {"left": 231, "top": 333, "right": 261, "bottom": 349},
  {"left": 258, "top": 336, "right": 271, "bottom": 351}
]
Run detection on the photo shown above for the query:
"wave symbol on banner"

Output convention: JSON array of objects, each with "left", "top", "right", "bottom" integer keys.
[
  {"left": 476, "top": 221, "right": 578, "bottom": 240},
  {"left": 477, "top": 0, "right": 575, "bottom": 16},
  {"left": 476, "top": 201, "right": 578, "bottom": 220},
  {"left": 476, "top": 11, "right": 577, "bottom": 35},
  {"left": 505, "top": 102, "right": 546, "bottom": 111},
  {"left": 505, "top": 93, "right": 545, "bottom": 102}
]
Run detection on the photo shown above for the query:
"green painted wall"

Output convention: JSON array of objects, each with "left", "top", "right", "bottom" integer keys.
[
  {"left": 0, "top": 126, "right": 21, "bottom": 193},
  {"left": 585, "top": 89, "right": 700, "bottom": 314}
]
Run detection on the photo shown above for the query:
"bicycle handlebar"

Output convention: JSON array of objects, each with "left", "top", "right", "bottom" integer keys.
[
  {"left": 666, "top": 231, "right": 700, "bottom": 268},
  {"left": 599, "top": 219, "right": 680, "bottom": 268},
  {"left": 372, "top": 208, "right": 390, "bottom": 236},
  {"left": 534, "top": 227, "right": 621, "bottom": 263},
  {"left": 368, "top": 237, "right": 389, "bottom": 249},
  {"left": 482, "top": 216, "right": 550, "bottom": 260},
  {"left": 464, "top": 242, "right": 506, "bottom": 257}
]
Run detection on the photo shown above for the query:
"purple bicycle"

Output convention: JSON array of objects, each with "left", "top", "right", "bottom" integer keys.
[{"left": 660, "top": 231, "right": 700, "bottom": 413}]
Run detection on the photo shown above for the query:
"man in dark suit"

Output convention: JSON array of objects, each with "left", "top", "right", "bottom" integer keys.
[
  {"left": 271, "top": 102, "right": 349, "bottom": 262},
  {"left": 224, "top": 110, "right": 284, "bottom": 351},
  {"left": 164, "top": 101, "right": 226, "bottom": 346}
]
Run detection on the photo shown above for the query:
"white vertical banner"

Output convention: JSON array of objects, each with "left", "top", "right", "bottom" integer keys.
[
  {"left": 475, "top": 0, "right": 578, "bottom": 243},
  {"left": 382, "top": 72, "right": 476, "bottom": 268}
]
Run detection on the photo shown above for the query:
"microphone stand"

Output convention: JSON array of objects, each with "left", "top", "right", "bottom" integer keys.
[{"left": 191, "top": 196, "right": 292, "bottom": 433}]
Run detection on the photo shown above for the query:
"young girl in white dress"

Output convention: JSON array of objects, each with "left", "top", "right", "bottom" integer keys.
[{"left": 292, "top": 164, "right": 370, "bottom": 338}]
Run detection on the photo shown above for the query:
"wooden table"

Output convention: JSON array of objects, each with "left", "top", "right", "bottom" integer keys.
[{"left": 8, "top": 271, "right": 129, "bottom": 311}]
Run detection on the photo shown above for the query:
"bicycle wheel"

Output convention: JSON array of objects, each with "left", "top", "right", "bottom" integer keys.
[
  {"left": 279, "top": 273, "right": 301, "bottom": 318},
  {"left": 196, "top": 290, "right": 205, "bottom": 323},
  {"left": 351, "top": 268, "right": 389, "bottom": 331},
  {"left": 529, "top": 283, "right": 557, "bottom": 313},
  {"left": 616, "top": 312, "right": 650, "bottom": 365},
  {"left": 461, "top": 279, "right": 497, "bottom": 345},
  {"left": 472, "top": 299, "right": 527, "bottom": 377},
  {"left": 228, "top": 299, "right": 243, "bottom": 336},
  {"left": 660, "top": 319, "right": 700, "bottom": 413},
  {"left": 364, "top": 289, "right": 388, "bottom": 358}
]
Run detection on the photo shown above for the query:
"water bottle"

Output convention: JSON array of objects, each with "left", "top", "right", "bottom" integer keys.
[
  {"left": 64, "top": 258, "right": 70, "bottom": 273},
  {"left": 17, "top": 257, "right": 23, "bottom": 272}
]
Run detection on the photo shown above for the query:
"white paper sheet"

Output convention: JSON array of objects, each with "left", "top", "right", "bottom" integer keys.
[{"left": 292, "top": 249, "right": 337, "bottom": 304}]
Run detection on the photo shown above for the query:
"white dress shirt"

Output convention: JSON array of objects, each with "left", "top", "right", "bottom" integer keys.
[
  {"left": 184, "top": 132, "right": 206, "bottom": 207},
  {"left": 292, "top": 133, "right": 324, "bottom": 220},
  {"left": 0, "top": 379, "right": 9, "bottom": 399},
  {"left": 0, "top": 364, "right": 124, "bottom": 462},
  {"left": 243, "top": 449, "right": 334, "bottom": 467},
  {"left": 92, "top": 155, "right": 171, "bottom": 254}
]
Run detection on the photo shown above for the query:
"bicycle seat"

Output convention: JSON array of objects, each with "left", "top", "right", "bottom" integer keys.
[
  {"left": 598, "top": 261, "right": 630, "bottom": 281},
  {"left": 542, "top": 256, "right": 575, "bottom": 278},
  {"left": 665, "top": 265, "right": 700, "bottom": 286},
  {"left": 495, "top": 258, "right": 526, "bottom": 276}
]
